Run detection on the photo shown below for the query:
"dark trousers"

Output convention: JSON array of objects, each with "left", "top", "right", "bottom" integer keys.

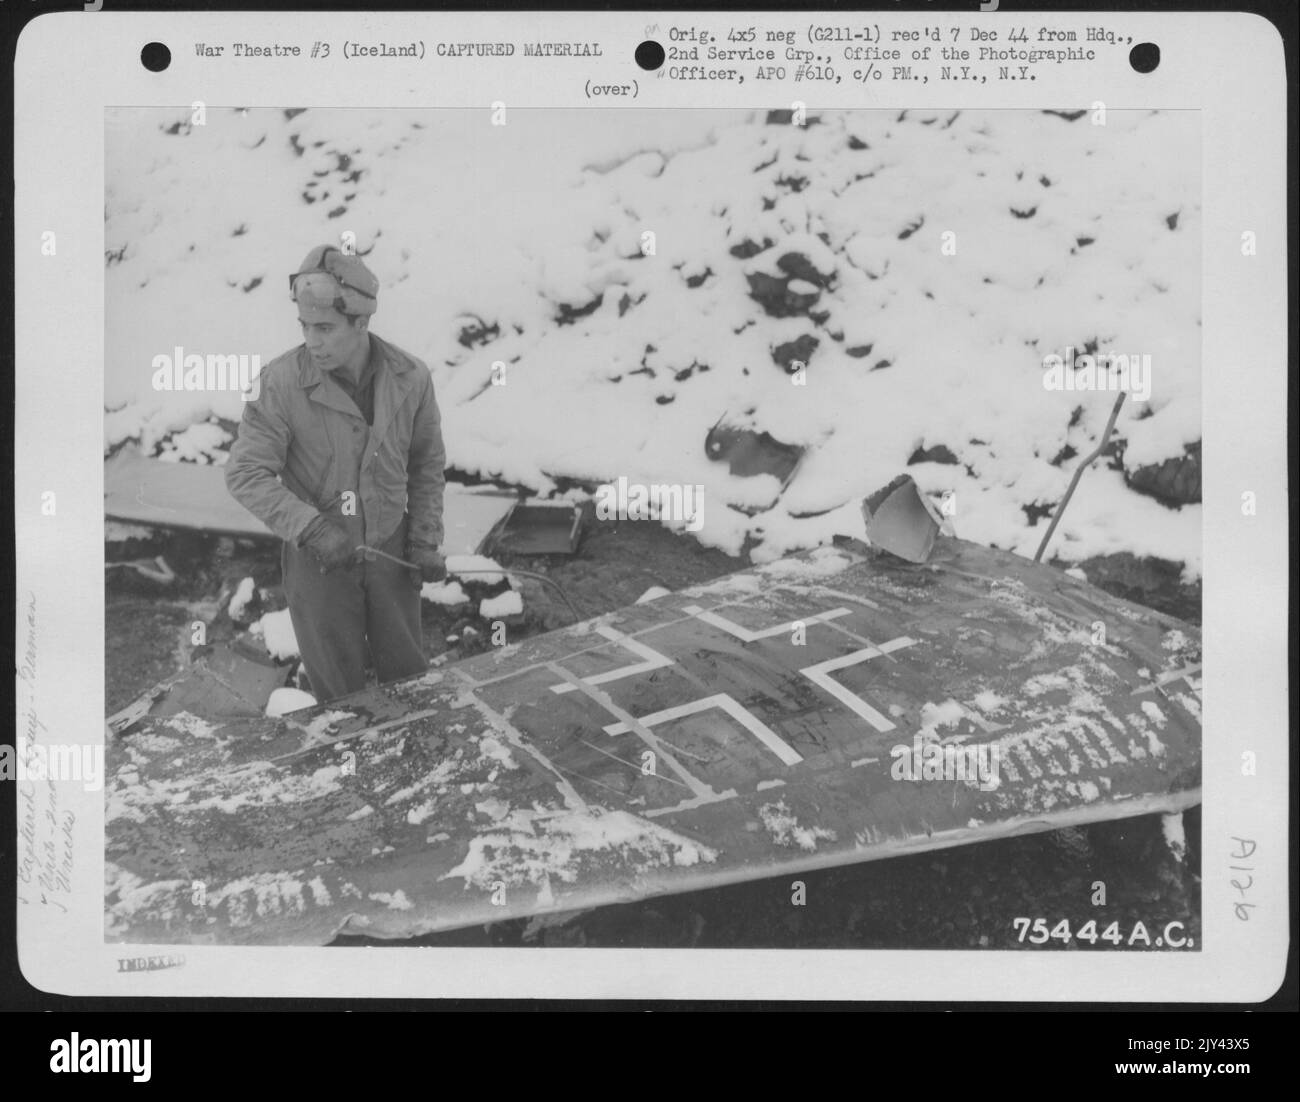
[{"left": 281, "top": 518, "right": 426, "bottom": 702}]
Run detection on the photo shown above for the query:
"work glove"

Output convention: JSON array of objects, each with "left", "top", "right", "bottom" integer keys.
[
  {"left": 301, "top": 517, "right": 357, "bottom": 574},
  {"left": 405, "top": 545, "right": 447, "bottom": 586}
]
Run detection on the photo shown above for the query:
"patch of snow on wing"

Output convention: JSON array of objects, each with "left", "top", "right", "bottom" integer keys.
[
  {"left": 104, "top": 866, "right": 190, "bottom": 934},
  {"left": 129, "top": 732, "right": 182, "bottom": 754},
  {"left": 758, "top": 546, "right": 856, "bottom": 580},
  {"left": 384, "top": 754, "right": 466, "bottom": 809},
  {"left": 1121, "top": 708, "right": 1169, "bottom": 758},
  {"left": 477, "top": 736, "right": 519, "bottom": 770},
  {"left": 682, "top": 573, "right": 763, "bottom": 599},
  {"left": 475, "top": 797, "right": 512, "bottom": 822},
  {"left": 162, "top": 711, "right": 221, "bottom": 739},
  {"left": 109, "top": 758, "right": 346, "bottom": 820},
  {"left": 209, "top": 872, "right": 309, "bottom": 927},
  {"left": 1022, "top": 672, "right": 1072, "bottom": 697},
  {"left": 1140, "top": 700, "right": 1167, "bottom": 729},
  {"left": 441, "top": 807, "right": 716, "bottom": 889},
  {"left": 301, "top": 710, "right": 355, "bottom": 741},
  {"left": 368, "top": 890, "right": 413, "bottom": 911},
  {"left": 759, "top": 799, "right": 837, "bottom": 852},
  {"left": 920, "top": 699, "right": 966, "bottom": 731},
  {"left": 199, "top": 762, "right": 345, "bottom": 812},
  {"left": 1173, "top": 691, "right": 1200, "bottom": 722}
]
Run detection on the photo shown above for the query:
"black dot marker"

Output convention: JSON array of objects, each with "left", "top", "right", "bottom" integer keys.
[
  {"left": 1129, "top": 42, "right": 1159, "bottom": 74},
  {"left": 635, "top": 40, "right": 665, "bottom": 71},
  {"left": 141, "top": 42, "right": 172, "bottom": 72}
]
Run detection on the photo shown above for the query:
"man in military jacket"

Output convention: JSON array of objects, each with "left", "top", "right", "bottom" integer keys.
[{"left": 226, "top": 245, "right": 447, "bottom": 701}]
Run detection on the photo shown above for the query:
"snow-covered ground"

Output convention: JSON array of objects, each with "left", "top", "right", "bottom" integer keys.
[{"left": 106, "top": 106, "right": 1200, "bottom": 574}]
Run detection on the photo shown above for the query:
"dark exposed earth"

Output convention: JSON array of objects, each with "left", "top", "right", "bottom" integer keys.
[{"left": 106, "top": 505, "right": 1201, "bottom": 951}]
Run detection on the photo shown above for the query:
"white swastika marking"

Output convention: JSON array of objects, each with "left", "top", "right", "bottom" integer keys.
[
  {"left": 548, "top": 624, "right": 674, "bottom": 694},
  {"left": 681, "top": 604, "right": 852, "bottom": 642},
  {"left": 603, "top": 692, "right": 803, "bottom": 766},
  {"left": 799, "top": 637, "right": 916, "bottom": 732}
]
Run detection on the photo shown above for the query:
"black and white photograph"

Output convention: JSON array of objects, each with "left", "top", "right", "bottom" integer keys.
[
  {"left": 8, "top": 5, "right": 1290, "bottom": 1014},
  {"left": 100, "top": 101, "right": 1206, "bottom": 949}
]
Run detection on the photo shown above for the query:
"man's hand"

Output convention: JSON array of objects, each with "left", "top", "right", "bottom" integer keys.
[
  {"left": 302, "top": 517, "right": 357, "bottom": 573},
  {"left": 405, "top": 545, "right": 446, "bottom": 586}
]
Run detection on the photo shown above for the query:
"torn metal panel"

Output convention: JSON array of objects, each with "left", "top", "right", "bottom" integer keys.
[
  {"left": 111, "top": 644, "right": 293, "bottom": 734},
  {"left": 151, "top": 644, "right": 292, "bottom": 720},
  {"left": 441, "top": 487, "right": 520, "bottom": 556},
  {"left": 106, "top": 449, "right": 272, "bottom": 539},
  {"left": 105, "top": 449, "right": 517, "bottom": 554},
  {"left": 861, "top": 474, "right": 946, "bottom": 564},
  {"left": 106, "top": 537, "right": 1201, "bottom": 945}
]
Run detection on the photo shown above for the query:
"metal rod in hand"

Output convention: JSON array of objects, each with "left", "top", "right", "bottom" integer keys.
[
  {"left": 1033, "top": 391, "right": 1127, "bottom": 564},
  {"left": 356, "top": 545, "right": 583, "bottom": 624}
]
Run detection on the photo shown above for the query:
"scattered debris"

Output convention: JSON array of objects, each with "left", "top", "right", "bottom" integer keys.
[
  {"left": 420, "top": 580, "right": 469, "bottom": 606},
  {"left": 138, "top": 642, "right": 291, "bottom": 721},
  {"left": 251, "top": 608, "right": 300, "bottom": 660},
  {"left": 479, "top": 591, "right": 524, "bottom": 620},
  {"left": 106, "top": 555, "right": 177, "bottom": 586},
  {"left": 486, "top": 501, "right": 585, "bottom": 556},
  {"left": 861, "top": 475, "right": 945, "bottom": 564},
  {"left": 227, "top": 576, "right": 257, "bottom": 622}
]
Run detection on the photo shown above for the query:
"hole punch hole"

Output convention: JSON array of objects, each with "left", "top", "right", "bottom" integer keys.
[
  {"left": 1129, "top": 42, "right": 1160, "bottom": 74},
  {"left": 141, "top": 42, "right": 172, "bottom": 73},
  {"left": 635, "top": 40, "right": 665, "bottom": 72}
]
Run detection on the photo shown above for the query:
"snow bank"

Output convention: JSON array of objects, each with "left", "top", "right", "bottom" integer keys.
[
  {"left": 156, "top": 420, "right": 231, "bottom": 464},
  {"left": 107, "top": 106, "right": 1201, "bottom": 573}
]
